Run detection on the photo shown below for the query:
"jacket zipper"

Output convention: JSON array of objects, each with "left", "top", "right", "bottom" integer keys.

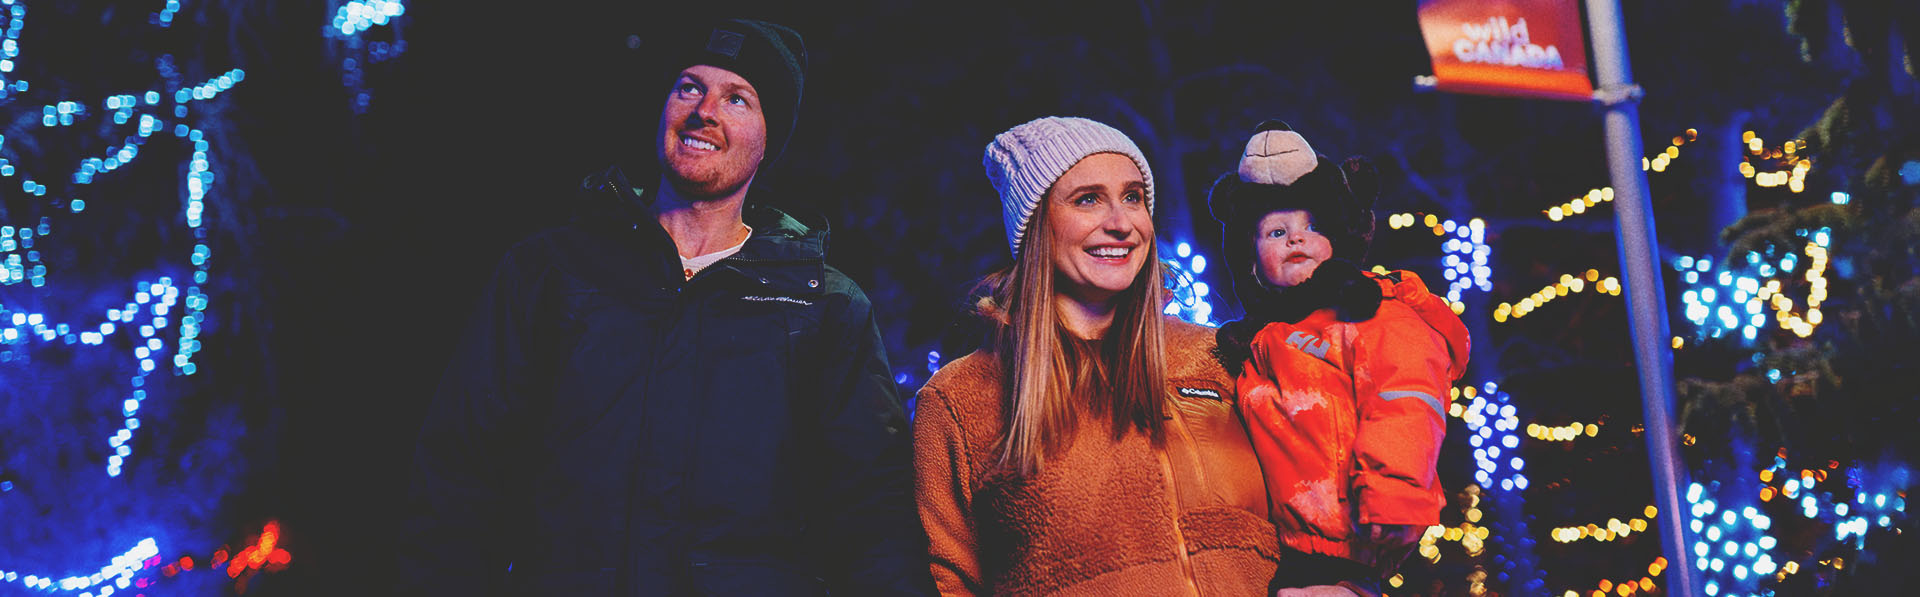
[
  {"left": 671, "top": 279, "right": 698, "bottom": 578},
  {"left": 1153, "top": 416, "right": 1203, "bottom": 597}
]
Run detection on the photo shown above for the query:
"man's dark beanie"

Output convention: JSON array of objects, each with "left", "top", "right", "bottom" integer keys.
[{"left": 649, "top": 18, "right": 807, "bottom": 164}]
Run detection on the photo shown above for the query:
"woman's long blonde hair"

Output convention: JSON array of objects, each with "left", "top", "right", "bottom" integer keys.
[{"left": 976, "top": 197, "right": 1168, "bottom": 477}]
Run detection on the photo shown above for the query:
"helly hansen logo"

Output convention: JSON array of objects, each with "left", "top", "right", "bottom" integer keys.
[
  {"left": 1177, "top": 387, "right": 1222, "bottom": 400},
  {"left": 742, "top": 295, "right": 813, "bottom": 306},
  {"left": 1286, "top": 330, "right": 1331, "bottom": 359}
]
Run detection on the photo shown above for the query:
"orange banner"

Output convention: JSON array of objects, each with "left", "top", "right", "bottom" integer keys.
[{"left": 1418, "top": 0, "right": 1593, "bottom": 101}]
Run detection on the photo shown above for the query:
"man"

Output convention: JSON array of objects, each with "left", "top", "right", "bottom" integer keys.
[{"left": 403, "top": 17, "right": 932, "bottom": 596}]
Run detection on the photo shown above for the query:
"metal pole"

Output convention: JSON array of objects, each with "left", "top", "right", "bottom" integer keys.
[{"left": 1583, "top": 2, "right": 1699, "bottom": 596}]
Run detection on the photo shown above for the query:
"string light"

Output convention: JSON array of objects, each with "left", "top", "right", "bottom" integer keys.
[
  {"left": 0, "top": 1, "right": 306, "bottom": 590},
  {"left": 1527, "top": 419, "right": 1603, "bottom": 442},
  {"left": 326, "top": 1, "right": 407, "bottom": 113},
  {"left": 1450, "top": 382, "right": 1527, "bottom": 491},
  {"left": 1387, "top": 213, "right": 1491, "bottom": 302},
  {"left": 0, "top": 538, "right": 156, "bottom": 593},
  {"left": 1, "top": 82, "right": 234, "bottom": 481},
  {"left": 330, "top": 0, "right": 405, "bottom": 37},
  {"left": 0, "top": 16, "right": 229, "bottom": 479},
  {"left": 1560, "top": 560, "right": 1662, "bottom": 597},
  {"left": 1545, "top": 187, "right": 1616, "bottom": 222},
  {"left": 1548, "top": 506, "right": 1656, "bottom": 543},
  {"left": 1429, "top": 383, "right": 1524, "bottom": 589},
  {"left": 1750, "top": 449, "right": 1909, "bottom": 550},
  {"left": 1421, "top": 519, "right": 1494, "bottom": 561},
  {"left": 1161, "top": 241, "right": 1216, "bottom": 326},
  {"left": 1494, "top": 270, "right": 1618, "bottom": 323},
  {"left": 1419, "top": 485, "right": 1496, "bottom": 564},
  {"left": 1402, "top": 125, "right": 1895, "bottom": 596},
  {"left": 1685, "top": 479, "right": 1791, "bottom": 595},
  {"left": 1541, "top": 129, "right": 1695, "bottom": 223},
  {"left": 155, "top": 1, "right": 181, "bottom": 27},
  {"left": 221, "top": 520, "right": 293, "bottom": 580},
  {"left": 1741, "top": 131, "right": 1812, "bottom": 193},
  {"left": 1674, "top": 228, "right": 1832, "bottom": 343}
]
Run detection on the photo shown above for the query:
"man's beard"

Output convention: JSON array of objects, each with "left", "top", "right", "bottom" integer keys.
[{"left": 663, "top": 164, "right": 753, "bottom": 200}]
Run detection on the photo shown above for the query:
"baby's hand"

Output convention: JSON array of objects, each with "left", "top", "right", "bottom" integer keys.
[{"left": 1355, "top": 523, "right": 1423, "bottom": 575}]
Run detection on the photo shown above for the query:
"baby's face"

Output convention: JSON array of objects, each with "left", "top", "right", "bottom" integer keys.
[{"left": 1254, "top": 209, "right": 1333, "bottom": 288}]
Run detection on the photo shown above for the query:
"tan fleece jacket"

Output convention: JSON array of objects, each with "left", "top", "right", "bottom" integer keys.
[{"left": 914, "top": 317, "right": 1282, "bottom": 596}]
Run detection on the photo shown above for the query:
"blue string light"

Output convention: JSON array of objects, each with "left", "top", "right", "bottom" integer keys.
[
  {"left": 0, "top": 537, "right": 157, "bottom": 594},
  {"left": 1674, "top": 227, "right": 1833, "bottom": 344},
  {"left": 1446, "top": 381, "right": 1546, "bottom": 594},
  {"left": 1162, "top": 241, "right": 1215, "bottom": 326},
  {"left": 154, "top": 0, "right": 181, "bottom": 27},
  {"left": 0, "top": 0, "right": 249, "bottom": 585},
  {"left": 1385, "top": 213, "right": 1492, "bottom": 304},
  {"left": 326, "top": 1, "right": 407, "bottom": 113},
  {"left": 1685, "top": 456, "right": 1910, "bottom": 595},
  {"left": 330, "top": 0, "right": 405, "bottom": 37},
  {"left": 1684, "top": 480, "right": 1780, "bottom": 595},
  {"left": 1440, "top": 218, "right": 1493, "bottom": 302},
  {"left": 0, "top": 1, "right": 23, "bottom": 92},
  {"left": 1460, "top": 382, "right": 1527, "bottom": 491}
]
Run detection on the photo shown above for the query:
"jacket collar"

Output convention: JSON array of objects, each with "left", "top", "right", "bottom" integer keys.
[
  {"left": 584, "top": 163, "right": 831, "bottom": 294},
  {"left": 739, "top": 204, "right": 828, "bottom": 264}
]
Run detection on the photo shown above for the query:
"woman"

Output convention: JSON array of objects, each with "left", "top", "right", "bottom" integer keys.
[{"left": 914, "top": 116, "right": 1282, "bottom": 596}]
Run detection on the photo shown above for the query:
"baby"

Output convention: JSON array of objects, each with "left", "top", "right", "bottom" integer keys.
[{"left": 1208, "top": 120, "right": 1471, "bottom": 596}]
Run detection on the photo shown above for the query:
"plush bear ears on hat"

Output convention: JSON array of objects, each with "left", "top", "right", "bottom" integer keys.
[
  {"left": 1238, "top": 120, "right": 1321, "bottom": 186},
  {"left": 1207, "top": 120, "right": 1346, "bottom": 225}
]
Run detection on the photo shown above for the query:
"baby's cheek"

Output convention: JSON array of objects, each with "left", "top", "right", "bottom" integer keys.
[{"left": 1254, "top": 245, "right": 1285, "bottom": 281}]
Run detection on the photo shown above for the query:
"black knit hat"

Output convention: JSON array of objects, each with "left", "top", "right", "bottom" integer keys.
[
  {"left": 1206, "top": 120, "right": 1379, "bottom": 314},
  {"left": 647, "top": 18, "right": 807, "bottom": 164}
]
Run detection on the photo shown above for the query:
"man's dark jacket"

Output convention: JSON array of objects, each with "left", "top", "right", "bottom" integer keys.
[{"left": 404, "top": 164, "right": 933, "bottom": 595}]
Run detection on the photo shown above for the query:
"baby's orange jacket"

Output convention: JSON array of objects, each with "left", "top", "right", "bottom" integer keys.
[{"left": 1237, "top": 270, "right": 1471, "bottom": 559}]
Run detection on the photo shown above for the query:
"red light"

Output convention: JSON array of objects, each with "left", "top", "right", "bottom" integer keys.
[
  {"left": 259, "top": 521, "right": 280, "bottom": 554},
  {"left": 268, "top": 549, "right": 292, "bottom": 566},
  {"left": 237, "top": 546, "right": 262, "bottom": 569},
  {"left": 212, "top": 549, "right": 229, "bottom": 566},
  {"left": 179, "top": 556, "right": 195, "bottom": 571},
  {"left": 161, "top": 565, "right": 178, "bottom": 578}
]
